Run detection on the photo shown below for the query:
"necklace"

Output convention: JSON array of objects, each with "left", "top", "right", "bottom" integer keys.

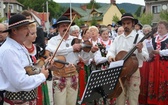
[
  {"left": 100, "top": 39, "right": 111, "bottom": 47},
  {"left": 25, "top": 44, "right": 35, "bottom": 53}
]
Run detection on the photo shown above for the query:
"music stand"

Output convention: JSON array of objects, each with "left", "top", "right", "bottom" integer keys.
[{"left": 78, "top": 60, "right": 124, "bottom": 104}]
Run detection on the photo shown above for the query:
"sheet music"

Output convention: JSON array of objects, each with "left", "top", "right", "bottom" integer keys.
[
  {"left": 146, "top": 41, "right": 154, "bottom": 54},
  {"left": 108, "top": 60, "right": 124, "bottom": 69}
]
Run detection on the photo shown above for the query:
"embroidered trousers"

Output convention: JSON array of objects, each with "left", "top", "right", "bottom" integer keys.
[
  {"left": 116, "top": 69, "right": 141, "bottom": 105},
  {"left": 53, "top": 75, "right": 78, "bottom": 105}
]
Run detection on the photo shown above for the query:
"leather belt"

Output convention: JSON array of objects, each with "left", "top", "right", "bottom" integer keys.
[{"left": 52, "top": 65, "right": 77, "bottom": 77}]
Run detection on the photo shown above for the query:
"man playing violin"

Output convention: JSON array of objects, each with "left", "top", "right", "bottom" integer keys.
[
  {"left": 0, "top": 14, "right": 49, "bottom": 105},
  {"left": 45, "top": 16, "right": 98, "bottom": 105},
  {"left": 107, "top": 13, "right": 149, "bottom": 105}
]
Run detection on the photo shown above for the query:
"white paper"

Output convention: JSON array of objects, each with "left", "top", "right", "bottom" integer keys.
[
  {"left": 146, "top": 42, "right": 154, "bottom": 54},
  {"left": 108, "top": 60, "right": 124, "bottom": 69}
]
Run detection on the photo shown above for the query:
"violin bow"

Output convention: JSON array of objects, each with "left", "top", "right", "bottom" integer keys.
[{"left": 45, "top": 15, "right": 76, "bottom": 68}]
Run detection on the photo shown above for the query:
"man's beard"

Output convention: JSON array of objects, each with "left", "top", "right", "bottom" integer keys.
[{"left": 124, "top": 28, "right": 131, "bottom": 33}]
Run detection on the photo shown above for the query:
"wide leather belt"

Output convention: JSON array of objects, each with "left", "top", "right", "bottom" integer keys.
[{"left": 53, "top": 65, "right": 77, "bottom": 77}]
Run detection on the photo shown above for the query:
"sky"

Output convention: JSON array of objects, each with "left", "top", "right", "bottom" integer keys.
[{"left": 54, "top": 0, "right": 145, "bottom": 6}]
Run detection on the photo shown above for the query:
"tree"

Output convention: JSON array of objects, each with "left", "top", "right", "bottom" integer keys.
[
  {"left": 75, "top": 18, "right": 85, "bottom": 27},
  {"left": 134, "top": 13, "right": 153, "bottom": 25},
  {"left": 0, "top": 17, "right": 5, "bottom": 23},
  {"left": 87, "top": 0, "right": 101, "bottom": 9},
  {"left": 119, "top": 8, "right": 126, "bottom": 14},
  {"left": 90, "top": 17, "right": 97, "bottom": 26},
  {"left": 160, "top": 11, "right": 168, "bottom": 22},
  {"left": 112, "top": 14, "right": 120, "bottom": 23},
  {"left": 17, "top": 0, "right": 64, "bottom": 20}
]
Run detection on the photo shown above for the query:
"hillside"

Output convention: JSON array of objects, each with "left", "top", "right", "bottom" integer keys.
[{"left": 58, "top": 3, "right": 143, "bottom": 14}]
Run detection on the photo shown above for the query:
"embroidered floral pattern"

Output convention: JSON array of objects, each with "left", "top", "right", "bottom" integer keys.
[
  {"left": 58, "top": 77, "right": 66, "bottom": 92},
  {"left": 71, "top": 75, "right": 78, "bottom": 90}
]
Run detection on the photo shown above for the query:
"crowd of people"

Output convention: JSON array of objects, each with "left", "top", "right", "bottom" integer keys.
[{"left": 0, "top": 10, "right": 168, "bottom": 105}]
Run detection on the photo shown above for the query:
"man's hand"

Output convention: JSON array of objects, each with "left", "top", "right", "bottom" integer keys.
[
  {"left": 108, "top": 56, "right": 115, "bottom": 62},
  {"left": 41, "top": 66, "right": 49, "bottom": 79},
  {"left": 73, "top": 44, "right": 81, "bottom": 52},
  {"left": 91, "top": 45, "right": 99, "bottom": 53},
  {"left": 136, "top": 42, "right": 143, "bottom": 53}
]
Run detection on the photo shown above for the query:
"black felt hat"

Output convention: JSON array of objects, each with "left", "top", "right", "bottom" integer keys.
[
  {"left": 117, "top": 13, "right": 138, "bottom": 25},
  {"left": 52, "top": 16, "right": 74, "bottom": 28},
  {"left": 136, "top": 22, "right": 143, "bottom": 29},
  {"left": 3, "top": 14, "right": 35, "bottom": 32}
]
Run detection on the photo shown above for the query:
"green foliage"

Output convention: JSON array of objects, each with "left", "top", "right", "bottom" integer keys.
[
  {"left": 17, "top": 0, "right": 64, "bottom": 20},
  {"left": 119, "top": 8, "right": 126, "bottom": 14},
  {"left": 0, "top": 17, "right": 6, "bottom": 23},
  {"left": 112, "top": 14, "right": 120, "bottom": 23},
  {"left": 87, "top": 0, "right": 101, "bottom": 9},
  {"left": 74, "top": 18, "right": 85, "bottom": 27},
  {"left": 160, "top": 11, "right": 168, "bottom": 22},
  {"left": 135, "top": 6, "right": 141, "bottom": 17},
  {"left": 135, "top": 13, "right": 153, "bottom": 25},
  {"left": 90, "top": 17, "right": 97, "bottom": 26}
]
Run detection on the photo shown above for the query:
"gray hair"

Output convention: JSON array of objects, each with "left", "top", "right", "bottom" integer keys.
[
  {"left": 69, "top": 25, "right": 80, "bottom": 34},
  {"left": 89, "top": 26, "right": 99, "bottom": 32},
  {"left": 99, "top": 27, "right": 109, "bottom": 35},
  {"left": 142, "top": 24, "right": 152, "bottom": 31}
]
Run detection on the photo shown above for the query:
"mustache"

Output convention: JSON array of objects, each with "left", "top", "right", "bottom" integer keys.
[{"left": 63, "top": 29, "right": 67, "bottom": 32}]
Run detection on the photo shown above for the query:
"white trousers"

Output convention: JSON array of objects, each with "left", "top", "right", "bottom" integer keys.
[
  {"left": 116, "top": 69, "right": 141, "bottom": 105},
  {"left": 53, "top": 76, "right": 78, "bottom": 105}
]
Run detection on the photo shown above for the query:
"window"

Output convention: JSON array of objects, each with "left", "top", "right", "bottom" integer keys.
[
  {"left": 9, "top": 4, "right": 14, "bottom": 13},
  {"left": 152, "top": 5, "right": 161, "bottom": 14},
  {"left": 16, "top": 5, "right": 19, "bottom": 10}
]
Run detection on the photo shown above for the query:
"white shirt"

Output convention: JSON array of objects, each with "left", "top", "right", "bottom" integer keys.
[
  {"left": 100, "top": 39, "right": 112, "bottom": 52},
  {"left": 46, "top": 34, "right": 93, "bottom": 65},
  {"left": 155, "top": 33, "right": 168, "bottom": 56},
  {"left": 0, "top": 37, "right": 46, "bottom": 92},
  {"left": 88, "top": 38, "right": 108, "bottom": 65},
  {"left": 106, "top": 30, "right": 149, "bottom": 67}
]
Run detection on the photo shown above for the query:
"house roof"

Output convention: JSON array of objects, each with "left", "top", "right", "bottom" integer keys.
[
  {"left": 3, "top": 0, "right": 24, "bottom": 7},
  {"left": 30, "top": 9, "right": 50, "bottom": 22},
  {"left": 71, "top": 7, "right": 91, "bottom": 17},
  {"left": 80, "top": 4, "right": 111, "bottom": 21}
]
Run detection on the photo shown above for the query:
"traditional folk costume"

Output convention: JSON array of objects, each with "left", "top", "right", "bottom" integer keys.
[
  {"left": 46, "top": 35, "right": 93, "bottom": 105},
  {"left": 24, "top": 44, "right": 50, "bottom": 105},
  {"left": 96, "top": 39, "right": 112, "bottom": 70},
  {"left": 106, "top": 30, "right": 149, "bottom": 105},
  {"left": 0, "top": 14, "right": 46, "bottom": 105},
  {"left": 106, "top": 13, "right": 149, "bottom": 105},
  {"left": 3, "top": 38, "right": 46, "bottom": 105},
  {"left": 139, "top": 39, "right": 152, "bottom": 104},
  {"left": 147, "top": 33, "right": 168, "bottom": 105}
]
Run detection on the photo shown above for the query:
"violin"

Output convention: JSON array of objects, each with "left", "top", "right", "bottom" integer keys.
[
  {"left": 25, "top": 55, "right": 69, "bottom": 75},
  {"left": 71, "top": 38, "right": 92, "bottom": 52}
]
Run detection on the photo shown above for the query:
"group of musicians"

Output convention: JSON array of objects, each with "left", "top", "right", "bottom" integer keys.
[{"left": 0, "top": 10, "right": 168, "bottom": 105}]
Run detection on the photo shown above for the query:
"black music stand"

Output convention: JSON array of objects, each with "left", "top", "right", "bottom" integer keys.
[{"left": 78, "top": 60, "right": 124, "bottom": 105}]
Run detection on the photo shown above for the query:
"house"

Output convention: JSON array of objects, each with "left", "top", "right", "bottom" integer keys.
[
  {"left": 145, "top": 0, "right": 168, "bottom": 25},
  {"left": 0, "top": 0, "right": 23, "bottom": 19},
  {"left": 29, "top": 9, "right": 50, "bottom": 27},
  {"left": 62, "top": 0, "right": 122, "bottom": 26}
]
